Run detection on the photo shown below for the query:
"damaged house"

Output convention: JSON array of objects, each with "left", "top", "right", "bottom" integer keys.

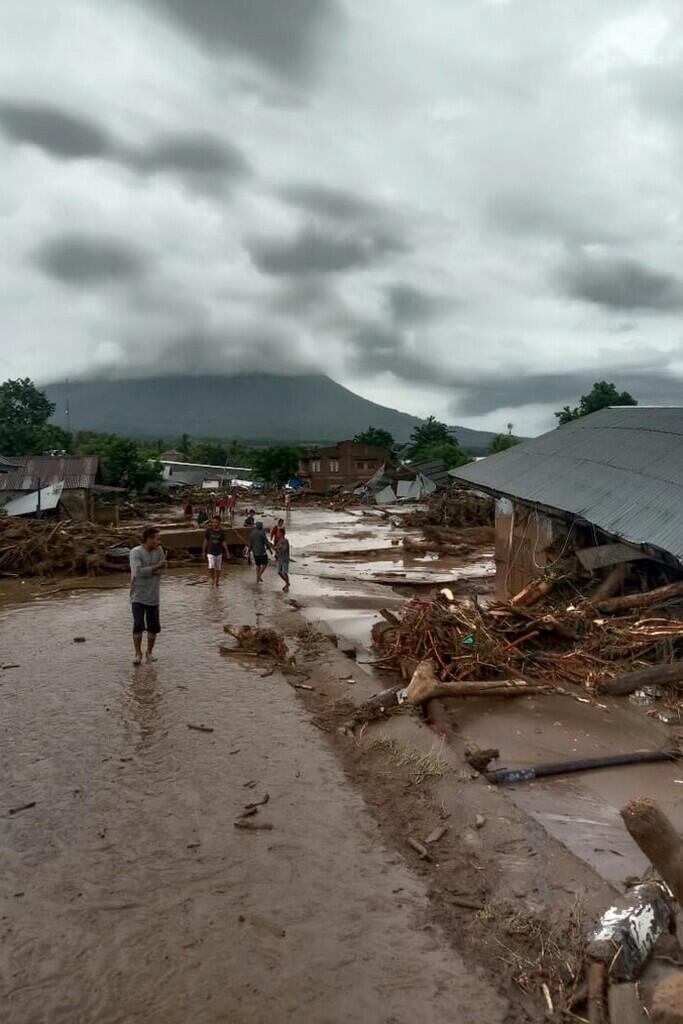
[
  {"left": 450, "top": 407, "right": 683, "bottom": 600},
  {"left": 298, "top": 440, "right": 392, "bottom": 493}
]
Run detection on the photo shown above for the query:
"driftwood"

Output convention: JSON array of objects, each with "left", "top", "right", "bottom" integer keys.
[
  {"left": 405, "top": 660, "right": 547, "bottom": 705},
  {"left": 596, "top": 580, "right": 683, "bottom": 614},
  {"left": 340, "top": 661, "right": 547, "bottom": 732},
  {"left": 510, "top": 576, "right": 555, "bottom": 608},
  {"left": 621, "top": 798, "right": 683, "bottom": 907},
  {"left": 607, "top": 984, "right": 646, "bottom": 1024},
  {"left": 587, "top": 961, "right": 607, "bottom": 1024},
  {"left": 599, "top": 660, "right": 683, "bottom": 696}
]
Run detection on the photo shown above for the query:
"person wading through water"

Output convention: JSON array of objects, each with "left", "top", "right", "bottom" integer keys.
[
  {"left": 202, "top": 514, "right": 229, "bottom": 587},
  {"left": 276, "top": 528, "right": 291, "bottom": 592},
  {"left": 129, "top": 526, "right": 166, "bottom": 666},
  {"left": 248, "top": 521, "right": 274, "bottom": 583}
]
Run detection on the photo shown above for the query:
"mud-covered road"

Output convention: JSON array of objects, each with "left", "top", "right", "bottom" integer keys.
[{"left": 1, "top": 568, "right": 506, "bottom": 1024}]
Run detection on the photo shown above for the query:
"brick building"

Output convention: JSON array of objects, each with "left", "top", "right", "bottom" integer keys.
[{"left": 298, "top": 440, "right": 391, "bottom": 493}]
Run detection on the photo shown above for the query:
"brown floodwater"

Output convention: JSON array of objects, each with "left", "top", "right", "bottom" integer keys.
[{"left": 1, "top": 568, "right": 506, "bottom": 1024}]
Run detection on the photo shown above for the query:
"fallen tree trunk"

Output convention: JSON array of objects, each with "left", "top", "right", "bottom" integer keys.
[
  {"left": 405, "top": 659, "right": 547, "bottom": 705},
  {"left": 598, "top": 660, "right": 683, "bottom": 696},
  {"left": 621, "top": 798, "right": 683, "bottom": 907},
  {"left": 596, "top": 580, "right": 683, "bottom": 614},
  {"left": 341, "top": 662, "right": 549, "bottom": 731},
  {"left": 510, "top": 576, "right": 555, "bottom": 608}
]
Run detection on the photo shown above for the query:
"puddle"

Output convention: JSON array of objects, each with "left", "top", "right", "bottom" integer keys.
[{"left": 454, "top": 691, "right": 683, "bottom": 885}]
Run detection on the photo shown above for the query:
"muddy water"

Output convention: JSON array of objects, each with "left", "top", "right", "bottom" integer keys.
[
  {"left": 455, "top": 691, "right": 683, "bottom": 885},
  {"left": 1, "top": 571, "right": 505, "bottom": 1024},
  {"left": 273, "top": 504, "right": 493, "bottom": 663}
]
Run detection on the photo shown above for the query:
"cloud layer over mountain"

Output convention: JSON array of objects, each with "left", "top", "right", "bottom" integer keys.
[{"left": 3, "top": 0, "right": 683, "bottom": 434}]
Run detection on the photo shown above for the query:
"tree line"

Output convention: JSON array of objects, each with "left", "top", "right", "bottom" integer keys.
[{"left": 0, "top": 377, "right": 639, "bottom": 490}]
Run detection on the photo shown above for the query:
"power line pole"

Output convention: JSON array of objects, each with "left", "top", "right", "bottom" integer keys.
[{"left": 65, "top": 378, "right": 71, "bottom": 435}]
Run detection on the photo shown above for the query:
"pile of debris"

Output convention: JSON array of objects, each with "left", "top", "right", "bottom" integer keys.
[
  {"left": 403, "top": 524, "right": 495, "bottom": 558},
  {"left": 222, "top": 624, "right": 293, "bottom": 663},
  {"left": 0, "top": 518, "right": 143, "bottom": 578},
  {"left": 0, "top": 517, "right": 203, "bottom": 578},
  {"left": 401, "top": 486, "right": 494, "bottom": 529},
  {"left": 371, "top": 586, "right": 683, "bottom": 696}
]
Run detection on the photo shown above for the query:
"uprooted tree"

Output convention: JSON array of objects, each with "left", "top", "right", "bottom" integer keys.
[{"left": 555, "top": 380, "right": 637, "bottom": 425}]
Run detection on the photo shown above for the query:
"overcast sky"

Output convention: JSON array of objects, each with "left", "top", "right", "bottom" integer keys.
[{"left": 2, "top": 0, "right": 683, "bottom": 435}]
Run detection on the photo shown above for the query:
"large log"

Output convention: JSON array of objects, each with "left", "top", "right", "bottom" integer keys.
[
  {"left": 599, "top": 660, "right": 683, "bottom": 696},
  {"left": 596, "top": 580, "right": 683, "bottom": 614},
  {"left": 405, "top": 660, "right": 546, "bottom": 705},
  {"left": 621, "top": 798, "right": 683, "bottom": 907}
]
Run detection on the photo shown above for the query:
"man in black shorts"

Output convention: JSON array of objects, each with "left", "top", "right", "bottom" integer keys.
[
  {"left": 248, "top": 521, "right": 274, "bottom": 583},
  {"left": 202, "top": 514, "right": 229, "bottom": 587},
  {"left": 129, "top": 526, "right": 166, "bottom": 665}
]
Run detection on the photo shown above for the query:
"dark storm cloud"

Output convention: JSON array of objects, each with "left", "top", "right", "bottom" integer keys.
[
  {"left": 129, "top": 132, "right": 250, "bottom": 179},
  {"left": 0, "top": 99, "right": 111, "bottom": 158},
  {"left": 279, "top": 183, "right": 385, "bottom": 221},
  {"left": 0, "top": 97, "right": 251, "bottom": 194},
  {"left": 557, "top": 253, "right": 683, "bottom": 311},
  {"left": 346, "top": 323, "right": 446, "bottom": 384},
  {"left": 451, "top": 367, "right": 680, "bottom": 417},
  {"left": 147, "top": 0, "right": 342, "bottom": 79},
  {"left": 248, "top": 228, "right": 403, "bottom": 276},
  {"left": 112, "top": 325, "right": 317, "bottom": 377},
  {"left": 34, "top": 234, "right": 147, "bottom": 285},
  {"left": 386, "top": 284, "right": 452, "bottom": 325}
]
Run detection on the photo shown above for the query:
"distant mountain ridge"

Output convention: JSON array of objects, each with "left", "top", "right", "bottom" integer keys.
[{"left": 44, "top": 374, "right": 497, "bottom": 451}]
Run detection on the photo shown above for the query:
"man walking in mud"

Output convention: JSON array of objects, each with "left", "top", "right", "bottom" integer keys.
[
  {"left": 202, "top": 514, "right": 229, "bottom": 587},
  {"left": 248, "top": 521, "right": 274, "bottom": 583},
  {"left": 129, "top": 526, "right": 166, "bottom": 666}
]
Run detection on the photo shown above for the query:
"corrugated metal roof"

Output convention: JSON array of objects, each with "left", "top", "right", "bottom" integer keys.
[
  {"left": 451, "top": 407, "right": 683, "bottom": 563},
  {"left": 0, "top": 456, "right": 98, "bottom": 491}
]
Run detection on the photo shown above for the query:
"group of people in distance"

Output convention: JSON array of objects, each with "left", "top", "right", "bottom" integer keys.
[
  {"left": 201, "top": 513, "right": 291, "bottom": 591},
  {"left": 183, "top": 492, "right": 237, "bottom": 526}
]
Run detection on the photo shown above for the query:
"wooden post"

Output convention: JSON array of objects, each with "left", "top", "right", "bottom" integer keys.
[{"left": 621, "top": 798, "right": 683, "bottom": 907}]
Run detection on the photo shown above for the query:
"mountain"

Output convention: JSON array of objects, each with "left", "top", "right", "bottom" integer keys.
[{"left": 44, "top": 374, "right": 497, "bottom": 451}]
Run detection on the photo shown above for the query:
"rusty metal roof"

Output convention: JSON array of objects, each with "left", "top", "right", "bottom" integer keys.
[
  {"left": 450, "top": 407, "right": 683, "bottom": 563},
  {"left": 0, "top": 456, "right": 98, "bottom": 492}
]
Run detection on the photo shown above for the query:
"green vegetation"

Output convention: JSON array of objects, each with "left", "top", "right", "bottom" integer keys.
[
  {"left": 0, "top": 378, "right": 69, "bottom": 456},
  {"left": 73, "top": 432, "right": 162, "bottom": 490},
  {"left": 489, "top": 433, "right": 520, "bottom": 454},
  {"left": 408, "top": 416, "right": 470, "bottom": 469},
  {"left": 353, "top": 426, "right": 395, "bottom": 450},
  {"left": 555, "top": 381, "right": 637, "bottom": 425},
  {"left": 251, "top": 445, "right": 300, "bottom": 486}
]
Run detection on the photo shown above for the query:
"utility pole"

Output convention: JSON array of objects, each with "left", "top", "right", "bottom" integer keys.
[{"left": 65, "top": 378, "right": 71, "bottom": 435}]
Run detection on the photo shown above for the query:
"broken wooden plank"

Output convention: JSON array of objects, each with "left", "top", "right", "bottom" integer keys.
[
  {"left": 607, "top": 983, "right": 646, "bottom": 1024},
  {"left": 577, "top": 543, "right": 648, "bottom": 572}
]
